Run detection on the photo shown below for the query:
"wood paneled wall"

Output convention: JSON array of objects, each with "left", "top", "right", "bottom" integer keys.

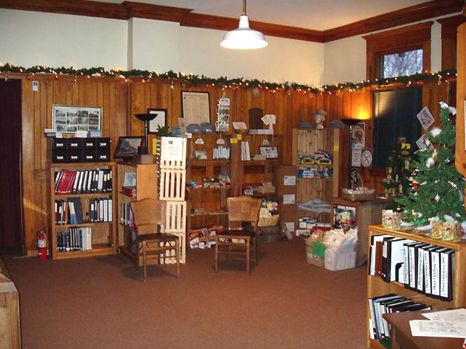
[{"left": 16, "top": 74, "right": 453, "bottom": 253}]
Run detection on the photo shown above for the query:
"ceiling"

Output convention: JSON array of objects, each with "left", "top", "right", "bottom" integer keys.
[{"left": 100, "top": 0, "right": 429, "bottom": 30}]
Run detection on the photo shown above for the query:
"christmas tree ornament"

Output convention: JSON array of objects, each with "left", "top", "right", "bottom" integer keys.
[{"left": 426, "top": 157, "right": 435, "bottom": 167}]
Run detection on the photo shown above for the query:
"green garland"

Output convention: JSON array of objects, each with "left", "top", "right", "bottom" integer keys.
[{"left": 0, "top": 62, "right": 456, "bottom": 94}]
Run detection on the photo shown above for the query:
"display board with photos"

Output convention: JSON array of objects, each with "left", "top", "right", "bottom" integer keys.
[{"left": 52, "top": 105, "right": 102, "bottom": 133}]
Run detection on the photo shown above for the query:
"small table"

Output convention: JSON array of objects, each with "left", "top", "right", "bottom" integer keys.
[{"left": 383, "top": 311, "right": 465, "bottom": 349}]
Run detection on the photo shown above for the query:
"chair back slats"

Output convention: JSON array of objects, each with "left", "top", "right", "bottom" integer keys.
[{"left": 227, "top": 196, "right": 262, "bottom": 229}]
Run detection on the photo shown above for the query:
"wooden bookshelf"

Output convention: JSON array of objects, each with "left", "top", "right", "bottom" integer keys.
[
  {"left": 117, "top": 162, "right": 157, "bottom": 264},
  {"left": 366, "top": 225, "right": 466, "bottom": 349},
  {"left": 50, "top": 162, "right": 117, "bottom": 260}
]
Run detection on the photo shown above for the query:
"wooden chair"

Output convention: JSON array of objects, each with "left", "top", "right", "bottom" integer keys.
[
  {"left": 214, "top": 196, "right": 262, "bottom": 273},
  {"left": 130, "top": 198, "right": 180, "bottom": 281}
]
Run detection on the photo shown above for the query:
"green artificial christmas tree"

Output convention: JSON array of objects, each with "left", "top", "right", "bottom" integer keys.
[
  {"left": 383, "top": 137, "right": 413, "bottom": 198},
  {"left": 395, "top": 102, "right": 466, "bottom": 225}
]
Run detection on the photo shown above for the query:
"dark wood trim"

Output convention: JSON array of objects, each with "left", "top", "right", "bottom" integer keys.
[
  {"left": 438, "top": 15, "right": 465, "bottom": 69},
  {"left": 323, "top": 0, "right": 463, "bottom": 42},
  {"left": 364, "top": 22, "right": 433, "bottom": 80},
  {"left": 122, "top": 1, "right": 191, "bottom": 22},
  {"left": 0, "top": 0, "right": 462, "bottom": 43},
  {"left": 438, "top": 15, "right": 465, "bottom": 39},
  {"left": 180, "top": 13, "right": 325, "bottom": 42},
  {"left": 0, "top": 0, "right": 128, "bottom": 20}
]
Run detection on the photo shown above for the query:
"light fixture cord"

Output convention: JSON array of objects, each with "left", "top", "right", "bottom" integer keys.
[{"left": 242, "top": 0, "right": 247, "bottom": 15}]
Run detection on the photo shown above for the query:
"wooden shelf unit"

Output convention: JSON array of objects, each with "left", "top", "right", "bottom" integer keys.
[
  {"left": 366, "top": 225, "right": 466, "bottom": 349},
  {"left": 187, "top": 134, "right": 231, "bottom": 233},
  {"left": 117, "top": 162, "right": 157, "bottom": 264},
  {"left": 291, "top": 128, "right": 342, "bottom": 224},
  {"left": 50, "top": 162, "right": 117, "bottom": 260}
]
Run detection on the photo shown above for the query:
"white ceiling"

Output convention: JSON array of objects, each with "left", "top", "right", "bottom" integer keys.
[{"left": 101, "top": 0, "right": 429, "bottom": 30}]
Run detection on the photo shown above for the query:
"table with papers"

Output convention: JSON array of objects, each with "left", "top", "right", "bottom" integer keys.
[{"left": 383, "top": 310, "right": 465, "bottom": 349}]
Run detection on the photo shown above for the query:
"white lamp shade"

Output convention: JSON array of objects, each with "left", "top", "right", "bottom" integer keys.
[{"left": 220, "top": 15, "right": 268, "bottom": 49}]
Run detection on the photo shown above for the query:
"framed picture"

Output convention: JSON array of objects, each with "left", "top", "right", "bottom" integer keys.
[
  {"left": 351, "top": 122, "right": 365, "bottom": 149},
  {"left": 333, "top": 204, "right": 356, "bottom": 229},
  {"left": 52, "top": 105, "right": 102, "bottom": 133},
  {"left": 114, "top": 136, "right": 144, "bottom": 159},
  {"left": 147, "top": 108, "right": 167, "bottom": 134},
  {"left": 259, "top": 146, "right": 278, "bottom": 159},
  {"left": 181, "top": 91, "right": 210, "bottom": 125}
]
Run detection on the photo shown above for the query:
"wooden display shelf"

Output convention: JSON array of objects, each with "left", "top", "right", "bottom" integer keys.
[
  {"left": 188, "top": 186, "right": 230, "bottom": 191},
  {"left": 190, "top": 211, "right": 228, "bottom": 217},
  {"left": 54, "top": 192, "right": 113, "bottom": 198},
  {"left": 366, "top": 225, "right": 466, "bottom": 348},
  {"left": 54, "top": 244, "right": 115, "bottom": 260},
  {"left": 55, "top": 222, "right": 110, "bottom": 228},
  {"left": 190, "top": 159, "right": 230, "bottom": 167}
]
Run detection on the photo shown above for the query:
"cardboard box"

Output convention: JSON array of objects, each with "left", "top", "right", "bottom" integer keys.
[{"left": 305, "top": 238, "right": 325, "bottom": 268}]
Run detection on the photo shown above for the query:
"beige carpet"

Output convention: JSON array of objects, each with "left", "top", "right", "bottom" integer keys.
[{"left": 4, "top": 238, "right": 368, "bottom": 349}]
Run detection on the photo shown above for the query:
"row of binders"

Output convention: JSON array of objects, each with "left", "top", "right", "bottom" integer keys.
[
  {"left": 55, "top": 169, "right": 112, "bottom": 194},
  {"left": 56, "top": 227, "right": 92, "bottom": 252},
  {"left": 55, "top": 198, "right": 113, "bottom": 225},
  {"left": 368, "top": 293, "right": 431, "bottom": 341},
  {"left": 369, "top": 235, "right": 454, "bottom": 301}
]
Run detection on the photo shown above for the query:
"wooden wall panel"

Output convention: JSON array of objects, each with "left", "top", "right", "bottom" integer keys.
[{"left": 17, "top": 73, "right": 452, "bottom": 253}]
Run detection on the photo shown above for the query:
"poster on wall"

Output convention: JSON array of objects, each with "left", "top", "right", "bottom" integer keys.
[
  {"left": 181, "top": 91, "right": 210, "bottom": 125},
  {"left": 52, "top": 105, "right": 102, "bottom": 133},
  {"left": 351, "top": 122, "right": 365, "bottom": 149}
]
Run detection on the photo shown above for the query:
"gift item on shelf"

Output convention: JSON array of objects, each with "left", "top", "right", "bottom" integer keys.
[
  {"left": 381, "top": 209, "right": 402, "bottom": 230},
  {"left": 258, "top": 200, "right": 279, "bottom": 227},
  {"left": 442, "top": 221, "right": 461, "bottom": 242},
  {"left": 188, "top": 225, "right": 223, "bottom": 249},
  {"left": 297, "top": 199, "right": 332, "bottom": 214},
  {"left": 341, "top": 187, "right": 376, "bottom": 201}
]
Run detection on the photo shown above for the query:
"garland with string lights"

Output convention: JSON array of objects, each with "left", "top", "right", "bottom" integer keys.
[{"left": 0, "top": 63, "right": 456, "bottom": 94}]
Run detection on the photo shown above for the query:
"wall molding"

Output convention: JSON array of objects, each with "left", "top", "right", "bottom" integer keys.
[{"left": 0, "top": 0, "right": 463, "bottom": 43}]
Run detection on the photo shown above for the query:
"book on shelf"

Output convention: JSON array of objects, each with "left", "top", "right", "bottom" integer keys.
[{"left": 121, "top": 186, "right": 136, "bottom": 198}]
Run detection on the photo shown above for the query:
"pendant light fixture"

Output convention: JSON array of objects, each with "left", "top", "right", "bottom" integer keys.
[{"left": 220, "top": 0, "right": 268, "bottom": 49}]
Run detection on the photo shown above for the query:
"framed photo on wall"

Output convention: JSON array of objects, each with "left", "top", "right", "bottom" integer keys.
[
  {"left": 52, "top": 105, "right": 102, "bottom": 133},
  {"left": 181, "top": 91, "right": 210, "bottom": 125},
  {"left": 147, "top": 108, "right": 167, "bottom": 134},
  {"left": 114, "top": 136, "right": 144, "bottom": 159}
]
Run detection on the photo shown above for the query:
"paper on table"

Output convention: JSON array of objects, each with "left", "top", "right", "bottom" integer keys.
[
  {"left": 422, "top": 308, "right": 466, "bottom": 322},
  {"left": 409, "top": 320, "right": 466, "bottom": 338}
]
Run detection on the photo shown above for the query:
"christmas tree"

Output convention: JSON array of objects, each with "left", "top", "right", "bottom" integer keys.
[
  {"left": 395, "top": 102, "right": 466, "bottom": 224},
  {"left": 383, "top": 137, "right": 413, "bottom": 198}
]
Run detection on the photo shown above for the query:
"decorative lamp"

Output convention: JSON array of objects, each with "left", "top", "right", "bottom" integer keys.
[
  {"left": 220, "top": 0, "right": 268, "bottom": 49},
  {"left": 135, "top": 113, "right": 156, "bottom": 155}
]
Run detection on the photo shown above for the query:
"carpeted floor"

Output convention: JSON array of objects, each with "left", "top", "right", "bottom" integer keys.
[{"left": 4, "top": 238, "right": 368, "bottom": 349}]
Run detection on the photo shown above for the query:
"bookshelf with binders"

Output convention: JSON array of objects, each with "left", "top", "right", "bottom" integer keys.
[
  {"left": 50, "top": 162, "right": 117, "bottom": 260},
  {"left": 366, "top": 225, "right": 466, "bottom": 349}
]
